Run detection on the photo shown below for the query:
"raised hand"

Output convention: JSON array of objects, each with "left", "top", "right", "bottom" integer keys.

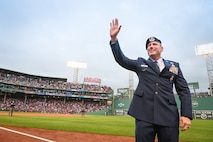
[{"left": 110, "top": 18, "right": 122, "bottom": 42}]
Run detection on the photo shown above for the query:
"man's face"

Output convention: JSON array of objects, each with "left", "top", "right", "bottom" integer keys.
[{"left": 147, "top": 41, "right": 163, "bottom": 60}]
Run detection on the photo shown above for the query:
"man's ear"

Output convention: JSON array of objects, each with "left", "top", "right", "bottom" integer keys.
[{"left": 160, "top": 46, "right": 164, "bottom": 52}]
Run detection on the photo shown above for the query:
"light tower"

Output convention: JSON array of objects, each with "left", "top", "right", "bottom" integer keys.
[
  {"left": 67, "top": 61, "right": 87, "bottom": 83},
  {"left": 129, "top": 71, "right": 134, "bottom": 99},
  {"left": 195, "top": 43, "right": 213, "bottom": 96}
]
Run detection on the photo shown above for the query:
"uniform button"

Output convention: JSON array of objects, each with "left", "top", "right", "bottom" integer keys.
[
  {"left": 155, "top": 92, "right": 158, "bottom": 95},
  {"left": 156, "top": 83, "right": 158, "bottom": 86}
]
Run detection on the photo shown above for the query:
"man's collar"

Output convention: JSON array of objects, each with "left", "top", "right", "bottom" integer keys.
[{"left": 149, "top": 57, "right": 163, "bottom": 63}]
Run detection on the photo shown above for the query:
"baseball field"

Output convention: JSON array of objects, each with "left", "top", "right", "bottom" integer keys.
[{"left": 0, "top": 111, "right": 212, "bottom": 142}]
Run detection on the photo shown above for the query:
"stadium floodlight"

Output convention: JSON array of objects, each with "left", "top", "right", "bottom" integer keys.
[
  {"left": 195, "top": 43, "right": 213, "bottom": 56},
  {"left": 67, "top": 61, "right": 87, "bottom": 83},
  {"left": 195, "top": 43, "right": 213, "bottom": 96}
]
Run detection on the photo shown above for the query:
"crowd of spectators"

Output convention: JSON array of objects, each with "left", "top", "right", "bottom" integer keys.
[
  {"left": 0, "top": 69, "right": 112, "bottom": 93},
  {"left": 0, "top": 68, "right": 112, "bottom": 114},
  {"left": 0, "top": 95, "right": 109, "bottom": 114},
  {"left": 0, "top": 72, "right": 66, "bottom": 89}
]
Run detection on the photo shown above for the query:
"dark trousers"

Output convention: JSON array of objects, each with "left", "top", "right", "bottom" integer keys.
[{"left": 135, "top": 120, "right": 179, "bottom": 142}]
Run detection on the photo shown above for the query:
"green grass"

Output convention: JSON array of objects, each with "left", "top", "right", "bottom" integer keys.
[
  {"left": 0, "top": 113, "right": 135, "bottom": 136},
  {"left": 0, "top": 112, "right": 213, "bottom": 142},
  {"left": 179, "top": 119, "right": 213, "bottom": 142}
]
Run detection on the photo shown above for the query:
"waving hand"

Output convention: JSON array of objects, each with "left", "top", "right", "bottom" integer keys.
[{"left": 110, "top": 18, "right": 122, "bottom": 42}]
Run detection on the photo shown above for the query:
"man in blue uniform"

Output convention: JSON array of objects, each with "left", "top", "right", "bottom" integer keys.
[{"left": 109, "top": 18, "right": 192, "bottom": 142}]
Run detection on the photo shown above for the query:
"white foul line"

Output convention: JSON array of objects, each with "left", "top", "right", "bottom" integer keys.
[{"left": 0, "top": 126, "right": 55, "bottom": 142}]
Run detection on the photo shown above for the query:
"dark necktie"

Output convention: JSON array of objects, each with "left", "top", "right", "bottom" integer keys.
[{"left": 154, "top": 61, "right": 160, "bottom": 72}]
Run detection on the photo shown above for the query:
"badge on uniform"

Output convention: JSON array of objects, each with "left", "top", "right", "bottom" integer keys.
[
  {"left": 169, "top": 62, "right": 178, "bottom": 81},
  {"left": 141, "top": 64, "right": 148, "bottom": 71},
  {"left": 169, "top": 62, "right": 178, "bottom": 75}
]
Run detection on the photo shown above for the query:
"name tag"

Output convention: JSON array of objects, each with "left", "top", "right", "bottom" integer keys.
[{"left": 141, "top": 64, "right": 148, "bottom": 67}]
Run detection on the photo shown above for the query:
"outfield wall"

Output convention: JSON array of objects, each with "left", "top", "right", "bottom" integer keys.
[{"left": 113, "top": 96, "right": 213, "bottom": 119}]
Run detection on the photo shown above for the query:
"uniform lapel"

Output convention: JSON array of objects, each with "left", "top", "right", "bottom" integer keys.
[{"left": 162, "top": 60, "right": 172, "bottom": 73}]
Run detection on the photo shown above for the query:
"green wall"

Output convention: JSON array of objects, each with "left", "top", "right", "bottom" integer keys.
[{"left": 113, "top": 97, "right": 213, "bottom": 119}]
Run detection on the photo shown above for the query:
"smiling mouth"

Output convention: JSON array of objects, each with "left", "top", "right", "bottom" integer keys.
[{"left": 149, "top": 50, "right": 156, "bottom": 53}]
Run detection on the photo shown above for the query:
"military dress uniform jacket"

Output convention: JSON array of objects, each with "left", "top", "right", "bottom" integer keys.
[{"left": 110, "top": 40, "right": 192, "bottom": 127}]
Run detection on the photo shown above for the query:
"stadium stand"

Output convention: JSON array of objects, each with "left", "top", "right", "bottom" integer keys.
[{"left": 0, "top": 68, "right": 113, "bottom": 114}]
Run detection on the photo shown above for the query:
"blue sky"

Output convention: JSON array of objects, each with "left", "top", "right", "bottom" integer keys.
[{"left": 0, "top": 0, "right": 213, "bottom": 93}]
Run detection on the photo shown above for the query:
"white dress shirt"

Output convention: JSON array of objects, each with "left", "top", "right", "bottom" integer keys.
[{"left": 156, "top": 58, "right": 165, "bottom": 72}]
